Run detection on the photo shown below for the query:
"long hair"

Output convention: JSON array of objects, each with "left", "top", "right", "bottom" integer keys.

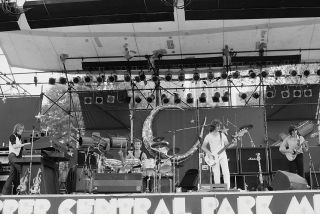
[
  {"left": 12, "top": 123, "right": 24, "bottom": 135},
  {"left": 288, "top": 125, "right": 297, "bottom": 136},
  {"left": 210, "top": 120, "right": 221, "bottom": 132}
]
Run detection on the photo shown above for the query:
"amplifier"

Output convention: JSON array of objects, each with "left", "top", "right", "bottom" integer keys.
[
  {"left": 226, "top": 148, "right": 239, "bottom": 174},
  {"left": 269, "top": 146, "right": 290, "bottom": 172},
  {"left": 93, "top": 173, "right": 143, "bottom": 193},
  {"left": 240, "top": 147, "right": 268, "bottom": 174}
]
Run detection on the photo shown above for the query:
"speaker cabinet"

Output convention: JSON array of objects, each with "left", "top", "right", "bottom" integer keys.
[
  {"left": 179, "top": 169, "right": 198, "bottom": 192},
  {"left": 269, "top": 146, "right": 290, "bottom": 172},
  {"left": 226, "top": 148, "right": 239, "bottom": 174},
  {"left": 240, "top": 147, "right": 268, "bottom": 174},
  {"left": 271, "top": 170, "right": 309, "bottom": 190}
]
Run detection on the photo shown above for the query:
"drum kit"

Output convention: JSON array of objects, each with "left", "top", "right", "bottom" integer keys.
[{"left": 99, "top": 136, "right": 178, "bottom": 193}]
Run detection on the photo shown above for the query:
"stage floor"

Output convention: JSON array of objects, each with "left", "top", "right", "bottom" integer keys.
[{"left": 0, "top": 190, "right": 320, "bottom": 214}]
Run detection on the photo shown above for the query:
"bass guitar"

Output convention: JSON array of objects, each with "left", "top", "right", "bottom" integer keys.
[
  {"left": 284, "top": 140, "right": 308, "bottom": 161},
  {"left": 204, "top": 128, "right": 248, "bottom": 167}
]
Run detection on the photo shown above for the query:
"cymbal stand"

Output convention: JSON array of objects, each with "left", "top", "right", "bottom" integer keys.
[
  {"left": 307, "top": 149, "right": 319, "bottom": 189},
  {"left": 28, "top": 127, "right": 36, "bottom": 194},
  {"left": 247, "top": 131, "right": 255, "bottom": 147}
]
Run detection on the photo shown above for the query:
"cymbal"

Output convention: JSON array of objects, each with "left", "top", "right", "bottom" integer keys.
[
  {"left": 151, "top": 141, "right": 169, "bottom": 148},
  {"left": 239, "top": 124, "right": 253, "bottom": 130},
  {"left": 153, "top": 137, "right": 165, "bottom": 142}
]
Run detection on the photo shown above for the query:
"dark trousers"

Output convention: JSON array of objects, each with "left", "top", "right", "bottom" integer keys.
[
  {"left": 289, "top": 153, "right": 304, "bottom": 178},
  {"left": 2, "top": 153, "right": 22, "bottom": 195}
]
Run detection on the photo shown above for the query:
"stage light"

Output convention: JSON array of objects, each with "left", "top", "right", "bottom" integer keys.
[
  {"left": 186, "top": 93, "right": 194, "bottom": 104},
  {"left": 221, "top": 92, "right": 229, "bottom": 102},
  {"left": 303, "top": 70, "right": 310, "bottom": 77},
  {"left": 146, "top": 94, "right": 155, "bottom": 103},
  {"left": 261, "top": 70, "right": 269, "bottom": 78},
  {"left": 293, "top": 89, "right": 301, "bottom": 98},
  {"left": 174, "top": 93, "right": 181, "bottom": 104},
  {"left": 34, "top": 76, "right": 38, "bottom": 87},
  {"left": 317, "top": 69, "right": 320, "bottom": 76},
  {"left": 161, "top": 94, "right": 169, "bottom": 104},
  {"left": 59, "top": 77, "right": 67, "bottom": 84},
  {"left": 193, "top": 72, "right": 200, "bottom": 81},
  {"left": 139, "top": 71, "right": 146, "bottom": 81},
  {"left": 212, "top": 92, "right": 220, "bottom": 102},
  {"left": 108, "top": 74, "right": 117, "bottom": 83},
  {"left": 124, "top": 73, "right": 131, "bottom": 82},
  {"left": 73, "top": 76, "right": 81, "bottom": 84},
  {"left": 252, "top": 92, "right": 260, "bottom": 99},
  {"left": 207, "top": 71, "right": 214, "bottom": 81},
  {"left": 304, "top": 89, "right": 312, "bottom": 97},
  {"left": 220, "top": 72, "right": 228, "bottom": 79},
  {"left": 248, "top": 70, "right": 256, "bottom": 78},
  {"left": 240, "top": 93, "right": 247, "bottom": 100},
  {"left": 281, "top": 90, "right": 290, "bottom": 99},
  {"left": 274, "top": 70, "right": 282, "bottom": 78},
  {"left": 84, "top": 97, "right": 92, "bottom": 104},
  {"left": 134, "top": 76, "right": 141, "bottom": 82},
  {"left": 125, "top": 96, "right": 132, "bottom": 103},
  {"left": 96, "top": 75, "right": 104, "bottom": 83},
  {"left": 178, "top": 71, "right": 185, "bottom": 81},
  {"left": 232, "top": 71, "right": 240, "bottom": 79},
  {"left": 289, "top": 70, "right": 297, "bottom": 77},
  {"left": 49, "top": 77, "right": 56, "bottom": 85},
  {"left": 152, "top": 74, "right": 159, "bottom": 82},
  {"left": 266, "top": 91, "right": 274, "bottom": 99},
  {"left": 199, "top": 92, "right": 206, "bottom": 103},
  {"left": 96, "top": 97, "right": 103, "bottom": 104},
  {"left": 134, "top": 96, "right": 142, "bottom": 103},
  {"left": 165, "top": 72, "right": 172, "bottom": 81},
  {"left": 84, "top": 75, "right": 92, "bottom": 83}
]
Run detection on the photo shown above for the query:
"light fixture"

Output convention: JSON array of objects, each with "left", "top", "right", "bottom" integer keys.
[
  {"left": 84, "top": 75, "right": 92, "bottom": 83},
  {"left": 199, "top": 92, "right": 206, "bottom": 103},
  {"left": 212, "top": 92, "right": 220, "bottom": 102},
  {"left": 134, "top": 76, "right": 141, "bottom": 82},
  {"left": 281, "top": 89, "right": 290, "bottom": 99},
  {"left": 274, "top": 70, "right": 282, "bottom": 78},
  {"left": 161, "top": 94, "right": 169, "bottom": 104},
  {"left": 124, "top": 72, "right": 131, "bottom": 82},
  {"left": 139, "top": 71, "right": 146, "bottom": 81},
  {"left": 34, "top": 76, "right": 38, "bottom": 87},
  {"left": 232, "top": 71, "right": 240, "bottom": 79},
  {"left": 293, "top": 89, "right": 301, "bottom": 98},
  {"left": 174, "top": 93, "right": 181, "bottom": 104},
  {"left": 221, "top": 92, "right": 229, "bottom": 102},
  {"left": 59, "top": 77, "right": 67, "bottom": 84},
  {"left": 96, "top": 97, "right": 103, "bottom": 104},
  {"left": 317, "top": 69, "right": 320, "bottom": 76},
  {"left": 49, "top": 77, "right": 56, "bottom": 85},
  {"left": 220, "top": 72, "right": 228, "bottom": 79},
  {"left": 96, "top": 75, "right": 104, "bottom": 84},
  {"left": 252, "top": 92, "right": 260, "bottom": 99},
  {"left": 146, "top": 94, "right": 155, "bottom": 103},
  {"left": 135, "top": 96, "right": 142, "bottom": 103},
  {"left": 152, "top": 74, "right": 159, "bottom": 82},
  {"left": 261, "top": 70, "right": 269, "bottom": 78},
  {"left": 165, "top": 72, "right": 172, "bottom": 81},
  {"left": 108, "top": 74, "right": 117, "bottom": 83},
  {"left": 84, "top": 97, "right": 92, "bottom": 104},
  {"left": 266, "top": 91, "right": 274, "bottom": 99},
  {"left": 193, "top": 72, "right": 200, "bottom": 81},
  {"left": 248, "top": 70, "right": 256, "bottom": 78},
  {"left": 304, "top": 89, "right": 312, "bottom": 97},
  {"left": 303, "top": 70, "right": 310, "bottom": 77},
  {"left": 207, "top": 71, "right": 214, "bottom": 81},
  {"left": 73, "top": 76, "right": 81, "bottom": 84},
  {"left": 2, "top": 96, "right": 6, "bottom": 104},
  {"left": 186, "top": 93, "right": 194, "bottom": 104},
  {"left": 240, "top": 93, "right": 247, "bottom": 100},
  {"left": 289, "top": 70, "right": 297, "bottom": 77},
  {"left": 178, "top": 70, "right": 185, "bottom": 81}
]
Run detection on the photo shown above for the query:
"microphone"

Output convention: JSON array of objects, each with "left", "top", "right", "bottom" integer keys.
[{"left": 190, "top": 119, "right": 195, "bottom": 124}]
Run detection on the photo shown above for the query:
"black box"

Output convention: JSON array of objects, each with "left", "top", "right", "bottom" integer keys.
[
  {"left": 269, "top": 146, "right": 290, "bottom": 172},
  {"left": 226, "top": 148, "right": 239, "bottom": 174}
]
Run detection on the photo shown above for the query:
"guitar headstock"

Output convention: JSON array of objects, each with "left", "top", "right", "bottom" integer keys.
[
  {"left": 256, "top": 153, "right": 261, "bottom": 161},
  {"left": 310, "top": 132, "right": 319, "bottom": 138},
  {"left": 233, "top": 128, "right": 248, "bottom": 138}
]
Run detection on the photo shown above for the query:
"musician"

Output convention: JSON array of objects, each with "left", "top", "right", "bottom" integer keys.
[
  {"left": 201, "top": 120, "right": 230, "bottom": 189},
  {"left": 279, "top": 125, "right": 308, "bottom": 178},
  {"left": 2, "top": 123, "right": 26, "bottom": 194},
  {"left": 119, "top": 140, "right": 147, "bottom": 162}
]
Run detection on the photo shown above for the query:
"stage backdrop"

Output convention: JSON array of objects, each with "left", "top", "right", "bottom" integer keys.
[
  {"left": 133, "top": 106, "right": 266, "bottom": 184},
  {"left": 0, "top": 96, "right": 41, "bottom": 146}
]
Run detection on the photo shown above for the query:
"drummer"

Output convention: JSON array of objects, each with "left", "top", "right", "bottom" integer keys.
[{"left": 119, "top": 140, "right": 147, "bottom": 162}]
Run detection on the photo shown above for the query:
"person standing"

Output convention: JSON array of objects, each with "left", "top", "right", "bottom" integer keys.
[
  {"left": 2, "top": 123, "right": 29, "bottom": 195},
  {"left": 201, "top": 120, "right": 230, "bottom": 189},
  {"left": 279, "top": 125, "right": 308, "bottom": 178}
]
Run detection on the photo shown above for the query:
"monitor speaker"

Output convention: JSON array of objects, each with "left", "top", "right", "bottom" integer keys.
[{"left": 271, "top": 170, "right": 309, "bottom": 190}]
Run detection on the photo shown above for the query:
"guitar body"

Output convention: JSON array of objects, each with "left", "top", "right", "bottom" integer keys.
[
  {"left": 285, "top": 153, "right": 297, "bottom": 161},
  {"left": 204, "top": 154, "right": 218, "bottom": 167}
]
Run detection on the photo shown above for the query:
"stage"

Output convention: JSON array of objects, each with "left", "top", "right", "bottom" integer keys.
[{"left": 0, "top": 190, "right": 320, "bottom": 214}]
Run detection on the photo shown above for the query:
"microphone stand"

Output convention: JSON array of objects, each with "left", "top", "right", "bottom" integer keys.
[{"left": 28, "top": 126, "right": 35, "bottom": 194}]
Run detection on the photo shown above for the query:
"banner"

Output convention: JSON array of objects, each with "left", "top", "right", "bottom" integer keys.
[{"left": 1, "top": 190, "right": 320, "bottom": 214}]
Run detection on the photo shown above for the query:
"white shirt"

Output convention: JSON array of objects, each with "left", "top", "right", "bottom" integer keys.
[{"left": 203, "top": 132, "right": 228, "bottom": 155}]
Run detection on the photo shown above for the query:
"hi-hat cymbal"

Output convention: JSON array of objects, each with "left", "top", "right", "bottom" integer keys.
[
  {"left": 153, "top": 137, "right": 165, "bottom": 142},
  {"left": 239, "top": 124, "right": 253, "bottom": 130},
  {"left": 151, "top": 141, "right": 169, "bottom": 148}
]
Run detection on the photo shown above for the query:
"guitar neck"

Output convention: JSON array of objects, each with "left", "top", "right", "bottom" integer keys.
[{"left": 217, "top": 142, "right": 231, "bottom": 155}]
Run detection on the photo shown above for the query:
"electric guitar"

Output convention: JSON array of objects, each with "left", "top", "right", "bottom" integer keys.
[
  {"left": 17, "top": 168, "right": 30, "bottom": 194},
  {"left": 204, "top": 128, "right": 248, "bottom": 167},
  {"left": 30, "top": 168, "right": 42, "bottom": 194},
  {"left": 255, "top": 153, "right": 268, "bottom": 191},
  {"left": 284, "top": 140, "right": 308, "bottom": 161}
]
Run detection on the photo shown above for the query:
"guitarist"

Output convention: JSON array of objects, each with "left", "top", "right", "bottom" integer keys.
[
  {"left": 279, "top": 125, "right": 308, "bottom": 178},
  {"left": 201, "top": 120, "right": 230, "bottom": 189},
  {"left": 2, "top": 123, "right": 29, "bottom": 195}
]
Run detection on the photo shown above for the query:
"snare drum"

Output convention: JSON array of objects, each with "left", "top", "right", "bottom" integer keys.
[
  {"left": 142, "top": 159, "right": 156, "bottom": 177},
  {"left": 159, "top": 159, "right": 172, "bottom": 175}
]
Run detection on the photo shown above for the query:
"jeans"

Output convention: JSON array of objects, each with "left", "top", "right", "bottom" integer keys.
[{"left": 2, "top": 153, "right": 21, "bottom": 195}]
